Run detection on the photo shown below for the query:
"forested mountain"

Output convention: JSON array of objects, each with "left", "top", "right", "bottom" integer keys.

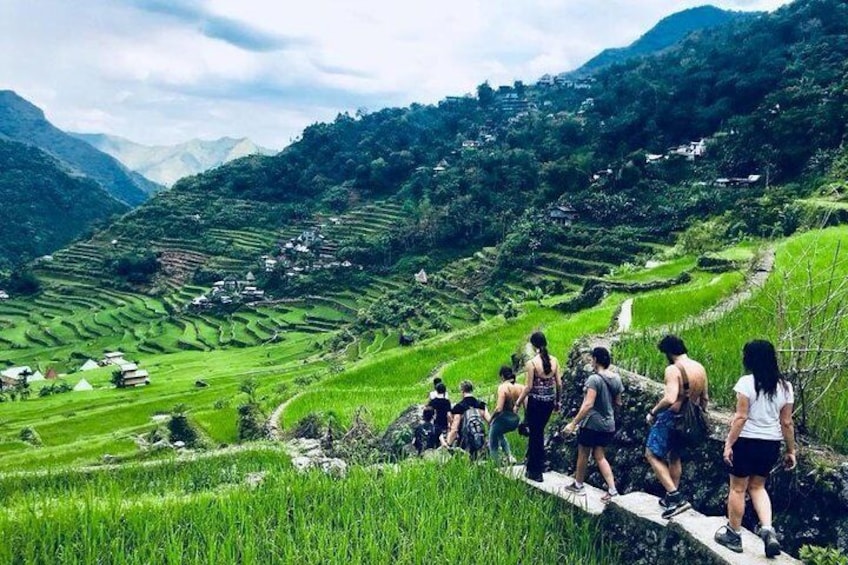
[
  {"left": 63, "top": 0, "right": 848, "bottom": 291},
  {"left": 572, "top": 5, "right": 757, "bottom": 77},
  {"left": 72, "top": 133, "right": 276, "bottom": 187},
  {"left": 0, "top": 140, "right": 128, "bottom": 267},
  {"left": 0, "top": 91, "right": 158, "bottom": 205}
]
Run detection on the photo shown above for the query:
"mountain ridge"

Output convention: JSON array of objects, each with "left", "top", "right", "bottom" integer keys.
[
  {"left": 0, "top": 91, "right": 158, "bottom": 205},
  {"left": 72, "top": 132, "right": 277, "bottom": 187},
  {"left": 570, "top": 5, "right": 758, "bottom": 77}
]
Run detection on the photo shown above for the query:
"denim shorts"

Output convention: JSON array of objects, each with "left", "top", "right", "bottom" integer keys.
[{"left": 646, "top": 410, "right": 677, "bottom": 458}]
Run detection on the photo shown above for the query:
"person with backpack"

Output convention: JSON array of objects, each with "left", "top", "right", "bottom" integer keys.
[
  {"left": 412, "top": 406, "right": 439, "bottom": 455},
  {"left": 445, "top": 380, "right": 490, "bottom": 458},
  {"left": 714, "top": 340, "right": 796, "bottom": 558},
  {"left": 427, "top": 381, "right": 452, "bottom": 442},
  {"left": 515, "top": 331, "right": 562, "bottom": 482},
  {"left": 645, "top": 335, "right": 709, "bottom": 519},
  {"left": 562, "top": 347, "right": 623, "bottom": 502},
  {"left": 488, "top": 366, "right": 524, "bottom": 465}
]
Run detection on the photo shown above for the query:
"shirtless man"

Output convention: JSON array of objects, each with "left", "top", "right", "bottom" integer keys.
[{"left": 645, "top": 335, "right": 709, "bottom": 519}]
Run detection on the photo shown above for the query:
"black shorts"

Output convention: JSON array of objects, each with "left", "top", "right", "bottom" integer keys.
[
  {"left": 730, "top": 437, "right": 781, "bottom": 478},
  {"left": 577, "top": 427, "right": 615, "bottom": 448}
]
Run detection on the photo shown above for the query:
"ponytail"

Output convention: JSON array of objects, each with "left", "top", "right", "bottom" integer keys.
[
  {"left": 530, "top": 331, "right": 552, "bottom": 375},
  {"left": 540, "top": 347, "right": 552, "bottom": 375}
]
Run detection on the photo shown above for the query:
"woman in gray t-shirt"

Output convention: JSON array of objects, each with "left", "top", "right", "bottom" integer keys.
[{"left": 563, "top": 347, "right": 624, "bottom": 501}]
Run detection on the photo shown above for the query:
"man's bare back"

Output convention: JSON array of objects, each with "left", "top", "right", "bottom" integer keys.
[{"left": 665, "top": 356, "right": 709, "bottom": 411}]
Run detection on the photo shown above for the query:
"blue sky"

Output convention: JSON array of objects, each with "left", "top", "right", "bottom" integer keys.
[{"left": 0, "top": 0, "right": 790, "bottom": 149}]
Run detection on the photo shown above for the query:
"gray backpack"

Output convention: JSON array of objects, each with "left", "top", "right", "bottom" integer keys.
[{"left": 460, "top": 408, "right": 486, "bottom": 453}]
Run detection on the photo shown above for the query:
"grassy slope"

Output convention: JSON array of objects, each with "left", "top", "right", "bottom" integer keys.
[{"left": 614, "top": 226, "right": 848, "bottom": 448}]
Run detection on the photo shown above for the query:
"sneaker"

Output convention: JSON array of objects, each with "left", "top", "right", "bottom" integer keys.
[
  {"left": 658, "top": 495, "right": 670, "bottom": 509},
  {"left": 564, "top": 482, "right": 586, "bottom": 495},
  {"left": 760, "top": 528, "right": 781, "bottom": 558},
  {"left": 661, "top": 497, "right": 692, "bottom": 519},
  {"left": 714, "top": 524, "right": 743, "bottom": 553}
]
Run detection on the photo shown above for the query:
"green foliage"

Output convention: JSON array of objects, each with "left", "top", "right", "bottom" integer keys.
[
  {"left": 37, "top": 380, "right": 73, "bottom": 397},
  {"left": 168, "top": 405, "right": 204, "bottom": 448},
  {"left": 109, "top": 252, "right": 160, "bottom": 284},
  {"left": 0, "top": 140, "right": 128, "bottom": 267},
  {"left": 0, "top": 269, "right": 42, "bottom": 295},
  {"left": 236, "top": 402, "right": 266, "bottom": 442},
  {"left": 18, "top": 427, "right": 41, "bottom": 447},
  {"left": 800, "top": 545, "right": 848, "bottom": 565}
]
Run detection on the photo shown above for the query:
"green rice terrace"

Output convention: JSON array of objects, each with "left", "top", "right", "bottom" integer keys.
[{"left": 1, "top": 223, "right": 847, "bottom": 564}]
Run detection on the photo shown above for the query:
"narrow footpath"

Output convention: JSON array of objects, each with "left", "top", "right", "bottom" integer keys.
[{"left": 502, "top": 466, "right": 800, "bottom": 565}]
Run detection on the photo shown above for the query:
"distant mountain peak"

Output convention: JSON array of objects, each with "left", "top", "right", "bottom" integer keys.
[{"left": 71, "top": 134, "right": 277, "bottom": 187}]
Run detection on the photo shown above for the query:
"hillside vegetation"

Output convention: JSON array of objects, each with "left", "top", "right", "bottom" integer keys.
[{"left": 0, "top": 140, "right": 128, "bottom": 268}]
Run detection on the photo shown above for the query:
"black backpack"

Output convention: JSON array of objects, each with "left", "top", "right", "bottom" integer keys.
[
  {"left": 414, "top": 423, "right": 437, "bottom": 453},
  {"left": 671, "top": 365, "right": 710, "bottom": 447},
  {"left": 459, "top": 407, "right": 486, "bottom": 453}
]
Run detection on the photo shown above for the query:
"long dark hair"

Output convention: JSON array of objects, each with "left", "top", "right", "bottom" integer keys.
[
  {"left": 530, "top": 331, "right": 552, "bottom": 375},
  {"left": 743, "top": 340, "right": 786, "bottom": 400}
]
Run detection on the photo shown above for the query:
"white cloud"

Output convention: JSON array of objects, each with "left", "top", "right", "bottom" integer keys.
[{"left": 0, "top": 0, "right": 792, "bottom": 148}]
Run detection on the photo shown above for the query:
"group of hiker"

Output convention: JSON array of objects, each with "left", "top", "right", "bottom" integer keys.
[{"left": 413, "top": 331, "right": 797, "bottom": 559}]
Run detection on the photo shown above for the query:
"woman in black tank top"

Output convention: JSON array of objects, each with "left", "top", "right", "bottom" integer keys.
[{"left": 516, "top": 332, "right": 561, "bottom": 482}]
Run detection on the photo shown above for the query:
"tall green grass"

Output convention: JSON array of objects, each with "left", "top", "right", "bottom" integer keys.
[
  {"left": 0, "top": 458, "right": 618, "bottom": 565},
  {"left": 614, "top": 227, "right": 848, "bottom": 449}
]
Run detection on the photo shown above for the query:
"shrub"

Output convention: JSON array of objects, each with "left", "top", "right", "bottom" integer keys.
[
  {"left": 19, "top": 427, "right": 42, "bottom": 447},
  {"left": 800, "top": 545, "right": 848, "bottom": 565},
  {"left": 237, "top": 403, "right": 266, "bottom": 442}
]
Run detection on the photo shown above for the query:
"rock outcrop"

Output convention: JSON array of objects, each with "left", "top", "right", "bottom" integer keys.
[{"left": 547, "top": 338, "right": 848, "bottom": 555}]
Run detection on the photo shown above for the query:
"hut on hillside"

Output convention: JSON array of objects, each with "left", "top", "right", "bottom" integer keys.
[
  {"left": 117, "top": 363, "right": 150, "bottom": 388},
  {"left": 73, "top": 378, "right": 94, "bottom": 392},
  {"left": 80, "top": 359, "right": 100, "bottom": 371},
  {"left": 103, "top": 351, "right": 127, "bottom": 366},
  {"left": 414, "top": 269, "right": 429, "bottom": 284}
]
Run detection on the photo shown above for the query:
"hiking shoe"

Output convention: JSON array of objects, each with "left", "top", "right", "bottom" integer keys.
[
  {"left": 760, "top": 528, "right": 781, "bottom": 558},
  {"left": 714, "top": 524, "right": 743, "bottom": 553},
  {"left": 564, "top": 482, "right": 586, "bottom": 495},
  {"left": 661, "top": 498, "right": 691, "bottom": 519},
  {"left": 658, "top": 494, "right": 670, "bottom": 509}
]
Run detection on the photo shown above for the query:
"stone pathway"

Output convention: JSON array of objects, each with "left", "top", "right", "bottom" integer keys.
[
  {"left": 502, "top": 466, "right": 800, "bottom": 565},
  {"left": 267, "top": 393, "right": 302, "bottom": 441},
  {"left": 617, "top": 298, "right": 634, "bottom": 333}
]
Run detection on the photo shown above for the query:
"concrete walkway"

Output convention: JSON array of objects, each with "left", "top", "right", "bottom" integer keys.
[
  {"left": 617, "top": 298, "right": 634, "bottom": 333},
  {"left": 502, "top": 466, "right": 800, "bottom": 565}
]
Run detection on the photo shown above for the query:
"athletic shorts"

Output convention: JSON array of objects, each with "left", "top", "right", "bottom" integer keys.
[
  {"left": 577, "top": 427, "right": 615, "bottom": 447},
  {"left": 646, "top": 410, "right": 678, "bottom": 459},
  {"left": 730, "top": 437, "right": 781, "bottom": 478}
]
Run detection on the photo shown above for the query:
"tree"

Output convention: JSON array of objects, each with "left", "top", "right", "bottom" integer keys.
[{"left": 477, "top": 81, "right": 495, "bottom": 109}]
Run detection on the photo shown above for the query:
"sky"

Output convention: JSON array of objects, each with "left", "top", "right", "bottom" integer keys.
[{"left": 0, "top": 0, "right": 791, "bottom": 149}]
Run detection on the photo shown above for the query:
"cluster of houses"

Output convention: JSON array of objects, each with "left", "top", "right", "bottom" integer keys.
[
  {"left": 190, "top": 272, "right": 266, "bottom": 309},
  {"left": 536, "top": 74, "right": 595, "bottom": 90},
  {"left": 80, "top": 351, "right": 150, "bottom": 388},
  {"left": 0, "top": 364, "right": 94, "bottom": 392},
  {"left": 190, "top": 227, "right": 358, "bottom": 310}
]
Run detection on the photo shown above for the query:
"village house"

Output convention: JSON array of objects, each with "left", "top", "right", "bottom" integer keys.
[
  {"left": 549, "top": 204, "right": 580, "bottom": 226},
  {"left": 433, "top": 159, "right": 449, "bottom": 174},
  {"left": 670, "top": 139, "right": 707, "bottom": 161},
  {"left": 103, "top": 351, "right": 127, "bottom": 366},
  {"left": 414, "top": 269, "right": 429, "bottom": 284},
  {"left": 0, "top": 289, "right": 8, "bottom": 300},
  {"left": 117, "top": 363, "right": 149, "bottom": 388},
  {"left": 80, "top": 359, "right": 100, "bottom": 371},
  {"left": 536, "top": 74, "right": 556, "bottom": 87},
  {"left": 715, "top": 175, "right": 763, "bottom": 188}
]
